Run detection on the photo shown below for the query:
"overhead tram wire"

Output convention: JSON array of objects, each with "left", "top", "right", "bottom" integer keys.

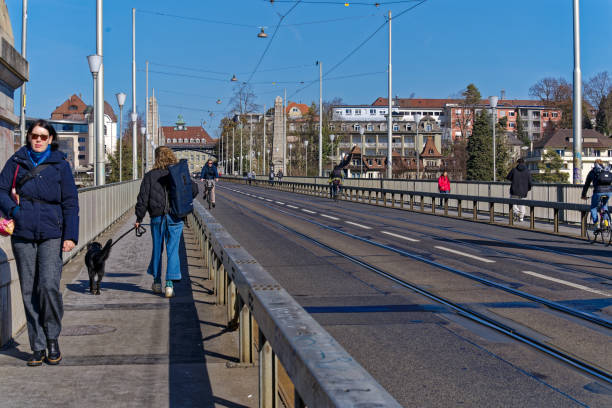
[
  {"left": 265, "top": 0, "right": 422, "bottom": 5},
  {"left": 288, "top": 0, "right": 428, "bottom": 99},
  {"left": 245, "top": 0, "right": 303, "bottom": 85}
]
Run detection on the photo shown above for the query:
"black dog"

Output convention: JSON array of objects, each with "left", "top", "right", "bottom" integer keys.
[{"left": 85, "top": 239, "right": 112, "bottom": 295}]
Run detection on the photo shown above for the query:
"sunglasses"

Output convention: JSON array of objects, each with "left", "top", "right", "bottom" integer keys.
[{"left": 30, "top": 133, "right": 50, "bottom": 141}]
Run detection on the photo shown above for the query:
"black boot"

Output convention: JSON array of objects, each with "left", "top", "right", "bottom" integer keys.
[
  {"left": 46, "top": 339, "right": 62, "bottom": 365},
  {"left": 27, "top": 350, "right": 46, "bottom": 367}
]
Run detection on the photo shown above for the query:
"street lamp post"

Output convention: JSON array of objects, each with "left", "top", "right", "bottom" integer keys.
[
  {"left": 232, "top": 127, "right": 235, "bottom": 175},
  {"left": 249, "top": 113, "right": 253, "bottom": 172},
  {"left": 131, "top": 8, "right": 137, "bottom": 179},
  {"left": 489, "top": 95, "right": 499, "bottom": 181},
  {"left": 414, "top": 113, "right": 421, "bottom": 180},
  {"left": 304, "top": 140, "right": 309, "bottom": 176},
  {"left": 359, "top": 127, "right": 365, "bottom": 178},
  {"left": 87, "top": 54, "right": 103, "bottom": 186},
  {"left": 329, "top": 134, "right": 336, "bottom": 174},
  {"left": 115, "top": 92, "right": 126, "bottom": 182},
  {"left": 140, "top": 126, "right": 146, "bottom": 176},
  {"left": 240, "top": 122, "right": 243, "bottom": 176},
  {"left": 288, "top": 143, "right": 293, "bottom": 176}
]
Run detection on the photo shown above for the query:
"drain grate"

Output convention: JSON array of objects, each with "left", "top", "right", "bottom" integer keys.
[{"left": 62, "top": 325, "right": 117, "bottom": 336}]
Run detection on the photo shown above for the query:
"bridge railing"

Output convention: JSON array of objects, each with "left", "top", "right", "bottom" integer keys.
[
  {"left": 188, "top": 200, "right": 401, "bottom": 408},
  {"left": 229, "top": 177, "right": 591, "bottom": 238},
  {"left": 1, "top": 179, "right": 141, "bottom": 347},
  {"left": 254, "top": 176, "right": 586, "bottom": 224}
]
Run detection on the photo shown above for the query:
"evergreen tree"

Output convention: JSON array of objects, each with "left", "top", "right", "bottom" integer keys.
[
  {"left": 462, "top": 83, "right": 481, "bottom": 104},
  {"left": 495, "top": 119, "right": 511, "bottom": 181},
  {"left": 108, "top": 138, "right": 141, "bottom": 183},
  {"left": 533, "top": 151, "right": 568, "bottom": 183},
  {"left": 596, "top": 95, "right": 610, "bottom": 136},
  {"left": 466, "top": 110, "right": 493, "bottom": 180},
  {"left": 514, "top": 110, "right": 530, "bottom": 145}
]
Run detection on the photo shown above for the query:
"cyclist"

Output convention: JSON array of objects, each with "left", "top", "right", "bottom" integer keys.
[
  {"left": 200, "top": 159, "right": 219, "bottom": 208},
  {"left": 581, "top": 159, "right": 612, "bottom": 226},
  {"left": 329, "top": 165, "right": 343, "bottom": 199}
]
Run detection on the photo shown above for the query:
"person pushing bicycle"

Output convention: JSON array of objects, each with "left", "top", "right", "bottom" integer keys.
[
  {"left": 329, "top": 165, "right": 343, "bottom": 199},
  {"left": 200, "top": 159, "right": 219, "bottom": 208},
  {"left": 581, "top": 159, "right": 612, "bottom": 227}
]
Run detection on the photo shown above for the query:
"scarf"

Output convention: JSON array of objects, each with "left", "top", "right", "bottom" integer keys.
[{"left": 27, "top": 145, "right": 51, "bottom": 167}]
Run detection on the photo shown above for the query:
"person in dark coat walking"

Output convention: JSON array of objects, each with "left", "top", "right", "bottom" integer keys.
[
  {"left": 135, "top": 147, "right": 197, "bottom": 298},
  {"left": 0, "top": 119, "right": 79, "bottom": 366},
  {"left": 506, "top": 158, "right": 532, "bottom": 222}
]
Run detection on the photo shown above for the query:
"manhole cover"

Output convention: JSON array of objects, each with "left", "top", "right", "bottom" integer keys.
[{"left": 62, "top": 325, "right": 117, "bottom": 336}]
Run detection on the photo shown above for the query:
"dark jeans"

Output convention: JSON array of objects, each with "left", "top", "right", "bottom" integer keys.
[{"left": 11, "top": 237, "right": 63, "bottom": 351}]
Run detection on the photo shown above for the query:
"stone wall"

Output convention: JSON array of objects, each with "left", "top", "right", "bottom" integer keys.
[{"left": 0, "top": 0, "right": 28, "bottom": 347}]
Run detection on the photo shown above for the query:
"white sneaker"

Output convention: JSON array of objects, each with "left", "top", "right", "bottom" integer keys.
[
  {"left": 165, "top": 285, "right": 174, "bottom": 298},
  {"left": 519, "top": 217, "right": 524, "bottom": 222}
]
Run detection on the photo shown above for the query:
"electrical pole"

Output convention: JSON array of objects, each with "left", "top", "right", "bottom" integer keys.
[
  {"left": 249, "top": 113, "right": 253, "bottom": 172},
  {"left": 95, "top": 0, "right": 105, "bottom": 185},
  {"left": 283, "top": 88, "right": 287, "bottom": 175},
  {"left": 19, "top": 0, "right": 27, "bottom": 145},
  {"left": 386, "top": 10, "right": 393, "bottom": 179},
  {"left": 318, "top": 61, "right": 323, "bottom": 177},
  {"left": 131, "top": 8, "right": 138, "bottom": 179},
  {"left": 263, "top": 104, "right": 266, "bottom": 173},
  {"left": 572, "top": 0, "right": 582, "bottom": 184}
]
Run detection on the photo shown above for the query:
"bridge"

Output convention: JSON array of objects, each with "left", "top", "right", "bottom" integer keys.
[{"left": 0, "top": 177, "right": 610, "bottom": 407}]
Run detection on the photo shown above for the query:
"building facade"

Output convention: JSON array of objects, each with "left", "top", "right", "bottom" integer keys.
[{"left": 162, "top": 116, "right": 216, "bottom": 174}]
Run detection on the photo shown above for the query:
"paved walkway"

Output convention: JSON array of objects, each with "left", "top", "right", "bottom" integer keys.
[{"left": 0, "top": 213, "right": 257, "bottom": 407}]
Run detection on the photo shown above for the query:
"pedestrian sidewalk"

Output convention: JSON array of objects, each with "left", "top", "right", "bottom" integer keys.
[{"left": 0, "top": 213, "right": 257, "bottom": 407}]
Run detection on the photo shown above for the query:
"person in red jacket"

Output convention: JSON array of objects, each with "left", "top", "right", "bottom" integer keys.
[{"left": 437, "top": 171, "right": 451, "bottom": 206}]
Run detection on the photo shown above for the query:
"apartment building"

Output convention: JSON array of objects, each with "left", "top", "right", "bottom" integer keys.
[{"left": 162, "top": 115, "right": 215, "bottom": 174}]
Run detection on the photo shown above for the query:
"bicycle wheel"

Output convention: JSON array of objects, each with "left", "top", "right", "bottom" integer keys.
[
  {"left": 586, "top": 214, "right": 598, "bottom": 244},
  {"left": 601, "top": 211, "right": 612, "bottom": 246}
]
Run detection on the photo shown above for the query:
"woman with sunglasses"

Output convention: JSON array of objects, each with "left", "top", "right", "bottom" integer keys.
[{"left": 0, "top": 119, "right": 79, "bottom": 366}]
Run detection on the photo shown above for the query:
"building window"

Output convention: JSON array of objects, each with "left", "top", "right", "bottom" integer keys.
[
  {"left": 292, "top": 108, "right": 299, "bottom": 113},
  {"left": 509, "top": 111, "right": 515, "bottom": 117},
  {"left": 532, "top": 111, "right": 540, "bottom": 118},
  {"left": 499, "top": 110, "right": 505, "bottom": 117},
  {"left": 552, "top": 112, "right": 559, "bottom": 118},
  {"left": 355, "top": 109, "right": 361, "bottom": 115},
  {"left": 354, "top": 124, "right": 361, "bottom": 131},
  {"left": 367, "top": 124, "right": 373, "bottom": 131},
  {"left": 405, "top": 125, "right": 411, "bottom": 131},
  {"left": 425, "top": 124, "right": 432, "bottom": 131},
  {"left": 69, "top": 105, "right": 78, "bottom": 111},
  {"left": 78, "top": 154, "right": 85, "bottom": 160},
  {"left": 543, "top": 112, "right": 549, "bottom": 118},
  {"left": 455, "top": 109, "right": 461, "bottom": 115},
  {"left": 178, "top": 138, "right": 183, "bottom": 143},
  {"left": 289, "top": 124, "right": 295, "bottom": 131},
  {"left": 341, "top": 124, "right": 347, "bottom": 131},
  {"left": 608, "top": 150, "right": 612, "bottom": 157},
  {"left": 190, "top": 138, "right": 195, "bottom": 143},
  {"left": 345, "top": 109, "right": 351, "bottom": 115},
  {"left": 393, "top": 125, "right": 399, "bottom": 131},
  {"left": 329, "top": 124, "right": 335, "bottom": 130},
  {"left": 369, "top": 109, "right": 376, "bottom": 115},
  {"left": 104, "top": 125, "right": 107, "bottom": 135},
  {"left": 78, "top": 137, "right": 86, "bottom": 142},
  {"left": 556, "top": 150, "right": 565, "bottom": 156},
  {"left": 78, "top": 146, "right": 86, "bottom": 151},
  {"left": 434, "top": 112, "right": 440, "bottom": 116},
  {"left": 195, "top": 138, "right": 200, "bottom": 143},
  {"left": 594, "top": 150, "right": 601, "bottom": 157}
]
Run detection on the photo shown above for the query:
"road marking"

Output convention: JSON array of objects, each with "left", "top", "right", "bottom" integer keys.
[
  {"left": 265, "top": 199, "right": 273, "bottom": 202},
  {"left": 522, "top": 271, "right": 611, "bottom": 296},
  {"left": 287, "top": 205, "right": 298, "bottom": 209},
  {"left": 258, "top": 197, "right": 265, "bottom": 200},
  {"left": 434, "top": 246, "right": 495, "bottom": 263},
  {"left": 321, "top": 214, "right": 339, "bottom": 221},
  {"left": 302, "top": 209, "right": 316, "bottom": 214},
  {"left": 345, "top": 221, "right": 372, "bottom": 230},
  {"left": 275, "top": 201, "right": 285, "bottom": 205},
  {"left": 381, "top": 231, "right": 419, "bottom": 242}
]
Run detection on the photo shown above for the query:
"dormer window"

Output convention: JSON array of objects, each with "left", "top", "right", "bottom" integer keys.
[
  {"left": 178, "top": 138, "right": 183, "bottom": 143},
  {"left": 69, "top": 105, "right": 78, "bottom": 111},
  {"left": 190, "top": 138, "right": 195, "bottom": 143},
  {"left": 172, "top": 138, "right": 177, "bottom": 143},
  {"left": 195, "top": 138, "right": 200, "bottom": 143}
]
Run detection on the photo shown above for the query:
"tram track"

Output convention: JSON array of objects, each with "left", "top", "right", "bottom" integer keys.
[{"left": 217, "top": 188, "right": 612, "bottom": 386}]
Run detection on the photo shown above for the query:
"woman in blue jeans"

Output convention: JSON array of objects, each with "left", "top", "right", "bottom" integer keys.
[
  {"left": 0, "top": 119, "right": 79, "bottom": 366},
  {"left": 135, "top": 147, "right": 196, "bottom": 298}
]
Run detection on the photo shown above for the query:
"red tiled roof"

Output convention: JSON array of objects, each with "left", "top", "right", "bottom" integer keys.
[
  {"left": 372, "top": 97, "right": 560, "bottom": 109},
  {"left": 162, "top": 126, "right": 214, "bottom": 144},
  {"left": 286, "top": 102, "right": 309, "bottom": 115},
  {"left": 51, "top": 93, "right": 116, "bottom": 121},
  {"left": 420, "top": 136, "right": 442, "bottom": 157}
]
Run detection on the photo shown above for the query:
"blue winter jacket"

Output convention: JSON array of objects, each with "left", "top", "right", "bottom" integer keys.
[
  {"left": 200, "top": 164, "right": 218, "bottom": 180},
  {"left": 0, "top": 146, "right": 79, "bottom": 243}
]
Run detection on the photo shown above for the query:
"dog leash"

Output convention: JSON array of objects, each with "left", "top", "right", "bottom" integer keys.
[{"left": 110, "top": 224, "right": 147, "bottom": 248}]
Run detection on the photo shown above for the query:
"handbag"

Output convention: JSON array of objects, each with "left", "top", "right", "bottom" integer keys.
[{"left": 0, "top": 165, "right": 21, "bottom": 236}]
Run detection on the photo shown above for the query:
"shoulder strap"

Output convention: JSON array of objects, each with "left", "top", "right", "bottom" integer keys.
[
  {"left": 16, "top": 163, "right": 53, "bottom": 190},
  {"left": 11, "top": 165, "right": 20, "bottom": 190}
]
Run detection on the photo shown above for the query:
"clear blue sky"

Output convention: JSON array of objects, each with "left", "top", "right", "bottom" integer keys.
[{"left": 5, "top": 0, "right": 612, "bottom": 138}]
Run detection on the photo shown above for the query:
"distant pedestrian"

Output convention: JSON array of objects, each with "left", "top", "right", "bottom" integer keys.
[
  {"left": 0, "top": 119, "right": 79, "bottom": 366},
  {"left": 269, "top": 170, "right": 275, "bottom": 185},
  {"left": 276, "top": 169, "right": 283, "bottom": 182},
  {"left": 437, "top": 171, "right": 451, "bottom": 206},
  {"left": 506, "top": 158, "right": 532, "bottom": 222},
  {"left": 136, "top": 147, "right": 198, "bottom": 298}
]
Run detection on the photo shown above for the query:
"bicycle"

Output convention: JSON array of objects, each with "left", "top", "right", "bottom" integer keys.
[
  {"left": 585, "top": 195, "right": 611, "bottom": 246},
  {"left": 203, "top": 179, "right": 214, "bottom": 210}
]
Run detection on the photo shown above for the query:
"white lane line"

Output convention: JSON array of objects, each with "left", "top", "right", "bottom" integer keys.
[
  {"left": 522, "top": 271, "right": 611, "bottom": 296},
  {"left": 275, "top": 201, "right": 285, "bottom": 205},
  {"left": 381, "top": 231, "right": 419, "bottom": 242},
  {"left": 302, "top": 209, "right": 316, "bottom": 214},
  {"left": 265, "top": 199, "right": 273, "bottom": 202},
  {"left": 434, "top": 246, "right": 495, "bottom": 263},
  {"left": 345, "top": 221, "right": 372, "bottom": 230},
  {"left": 287, "top": 205, "right": 299, "bottom": 209},
  {"left": 321, "top": 214, "right": 339, "bottom": 221}
]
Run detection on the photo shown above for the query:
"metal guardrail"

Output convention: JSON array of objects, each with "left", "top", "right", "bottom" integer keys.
[
  {"left": 225, "top": 177, "right": 592, "bottom": 238},
  {"left": 188, "top": 200, "right": 402, "bottom": 408}
]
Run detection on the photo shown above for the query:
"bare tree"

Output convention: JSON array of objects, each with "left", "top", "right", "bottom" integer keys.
[
  {"left": 229, "top": 84, "right": 260, "bottom": 115},
  {"left": 456, "top": 83, "right": 481, "bottom": 139},
  {"left": 584, "top": 71, "right": 612, "bottom": 109}
]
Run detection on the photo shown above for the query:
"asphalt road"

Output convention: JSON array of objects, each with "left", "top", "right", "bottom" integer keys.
[{"left": 199, "top": 180, "right": 612, "bottom": 407}]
